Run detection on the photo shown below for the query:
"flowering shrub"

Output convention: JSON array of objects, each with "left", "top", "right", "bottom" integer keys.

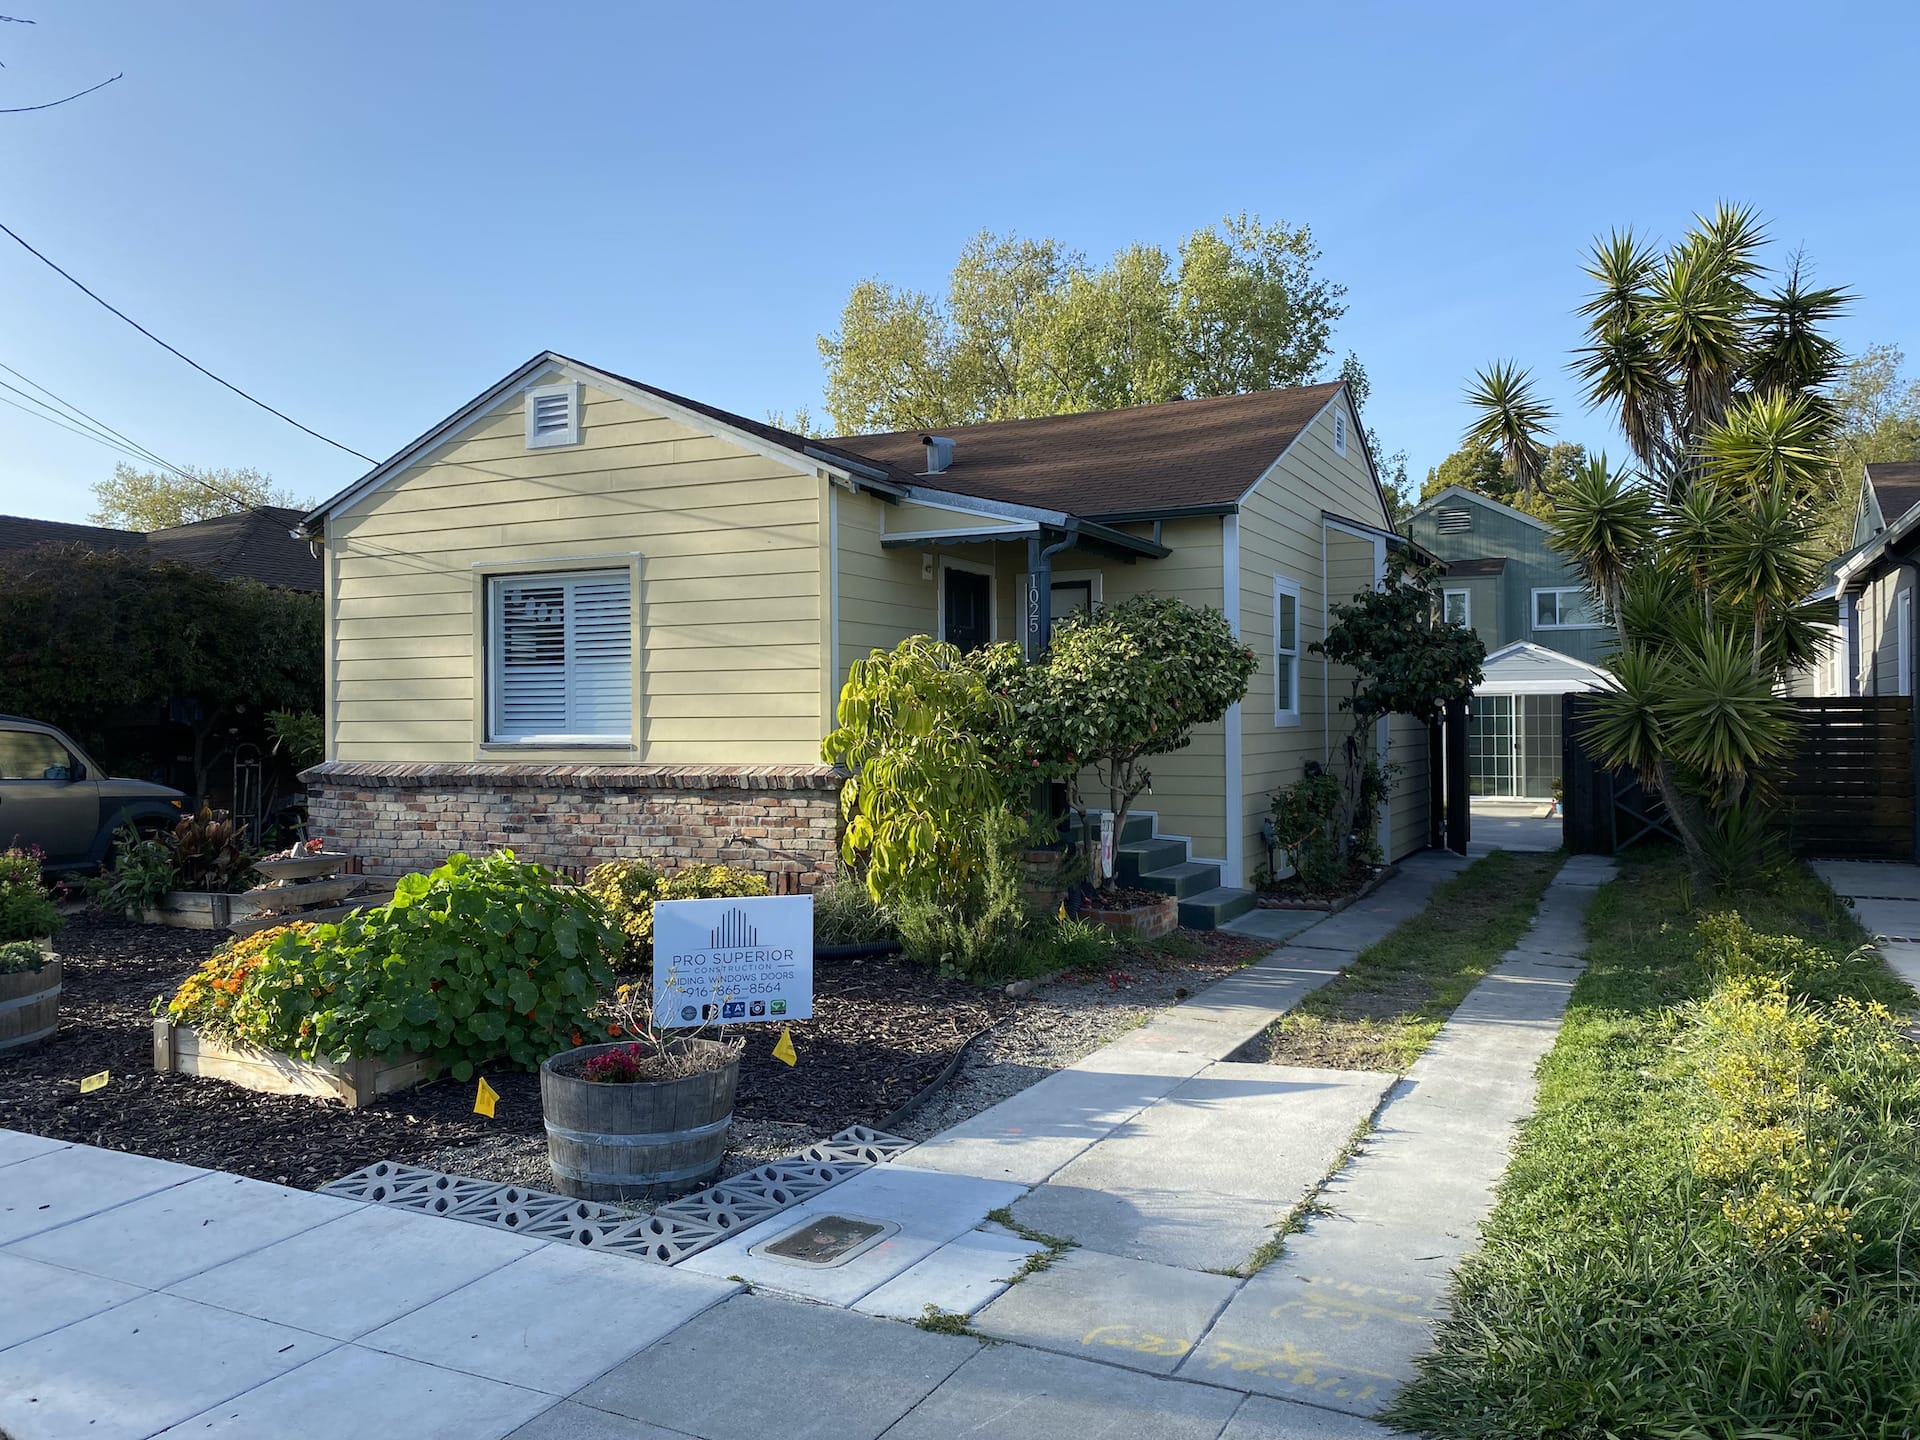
[
  {"left": 160, "top": 851, "right": 619, "bottom": 1080},
  {"left": 0, "top": 939, "right": 48, "bottom": 974},
  {"left": 0, "top": 847, "right": 61, "bottom": 943},
  {"left": 581, "top": 1043, "right": 650, "bottom": 1083},
  {"left": 581, "top": 859, "right": 768, "bottom": 972},
  {"left": 161, "top": 923, "right": 314, "bottom": 1046}
]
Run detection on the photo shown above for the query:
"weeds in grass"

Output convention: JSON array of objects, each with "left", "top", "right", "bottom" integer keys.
[
  {"left": 1391, "top": 844, "right": 1920, "bottom": 1440},
  {"left": 986, "top": 1206, "right": 1076, "bottom": 1281},
  {"left": 913, "top": 1305, "right": 981, "bottom": 1336},
  {"left": 1242, "top": 1105, "right": 1383, "bottom": 1275},
  {"left": 1248, "top": 850, "right": 1563, "bottom": 1071}
]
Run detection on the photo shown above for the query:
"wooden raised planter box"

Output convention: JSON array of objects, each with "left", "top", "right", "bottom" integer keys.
[
  {"left": 142, "top": 892, "right": 234, "bottom": 929},
  {"left": 1082, "top": 893, "right": 1179, "bottom": 940},
  {"left": 152, "top": 1019, "right": 432, "bottom": 1108}
]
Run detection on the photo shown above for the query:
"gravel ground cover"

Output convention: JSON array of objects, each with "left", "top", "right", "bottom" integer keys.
[{"left": 0, "top": 917, "right": 1269, "bottom": 1193}]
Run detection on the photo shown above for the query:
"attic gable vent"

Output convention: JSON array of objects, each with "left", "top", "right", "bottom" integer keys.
[
  {"left": 525, "top": 382, "right": 582, "bottom": 449},
  {"left": 1436, "top": 507, "right": 1472, "bottom": 534},
  {"left": 1333, "top": 409, "right": 1347, "bottom": 456}
]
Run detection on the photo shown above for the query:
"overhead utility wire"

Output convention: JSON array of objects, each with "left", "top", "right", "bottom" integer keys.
[{"left": 0, "top": 218, "right": 378, "bottom": 463}]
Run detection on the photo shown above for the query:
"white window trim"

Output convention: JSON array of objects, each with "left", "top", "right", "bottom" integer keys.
[
  {"left": 1900, "top": 590, "right": 1913, "bottom": 699},
  {"left": 1018, "top": 568, "right": 1103, "bottom": 632},
  {"left": 936, "top": 555, "right": 996, "bottom": 646},
  {"left": 485, "top": 567, "right": 635, "bottom": 745},
  {"left": 1443, "top": 588, "right": 1471, "bottom": 629},
  {"left": 1273, "top": 574, "right": 1302, "bottom": 727},
  {"left": 1332, "top": 408, "right": 1347, "bottom": 457},
  {"left": 1532, "top": 586, "right": 1606, "bottom": 631},
  {"left": 524, "top": 381, "right": 583, "bottom": 449}
]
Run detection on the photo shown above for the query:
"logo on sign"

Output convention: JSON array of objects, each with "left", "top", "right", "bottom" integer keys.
[
  {"left": 680, "top": 1005, "right": 697, "bottom": 1022},
  {"left": 722, "top": 1001, "right": 747, "bottom": 1020},
  {"left": 710, "top": 908, "right": 760, "bottom": 948}
]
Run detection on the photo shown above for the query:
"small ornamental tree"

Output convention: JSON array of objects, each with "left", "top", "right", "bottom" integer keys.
[
  {"left": 1313, "top": 559, "right": 1485, "bottom": 857},
  {"left": 821, "top": 637, "right": 1024, "bottom": 909},
  {"left": 1014, "top": 596, "right": 1258, "bottom": 889}
]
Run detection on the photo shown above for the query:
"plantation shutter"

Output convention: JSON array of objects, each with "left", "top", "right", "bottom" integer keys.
[{"left": 491, "top": 571, "right": 633, "bottom": 741}]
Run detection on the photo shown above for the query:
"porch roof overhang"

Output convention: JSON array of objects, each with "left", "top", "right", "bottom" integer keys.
[
  {"left": 1475, "top": 640, "right": 1616, "bottom": 696},
  {"left": 879, "top": 515, "right": 1170, "bottom": 562}
]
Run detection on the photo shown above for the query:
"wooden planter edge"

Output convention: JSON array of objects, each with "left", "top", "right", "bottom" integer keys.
[{"left": 152, "top": 1019, "right": 433, "bottom": 1108}]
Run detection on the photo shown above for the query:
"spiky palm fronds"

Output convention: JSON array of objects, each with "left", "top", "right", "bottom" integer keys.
[
  {"left": 1702, "top": 390, "right": 1835, "bottom": 507},
  {"left": 1663, "top": 483, "right": 1729, "bottom": 607},
  {"left": 1547, "top": 454, "right": 1655, "bottom": 627},
  {"left": 1462, "top": 361, "right": 1555, "bottom": 503},
  {"left": 1744, "top": 253, "right": 1851, "bottom": 400},
  {"left": 1572, "top": 318, "right": 1677, "bottom": 483},
  {"left": 1656, "top": 627, "right": 1795, "bottom": 804}
]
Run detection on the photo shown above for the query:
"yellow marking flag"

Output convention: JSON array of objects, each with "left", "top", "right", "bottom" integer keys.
[
  {"left": 771, "top": 1028, "right": 798, "bottom": 1067},
  {"left": 78, "top": 1070, "right": 109, "bottom": 1094},
  {"left": 474, "top": 1077, "right": 499, "bottom": 1118}
]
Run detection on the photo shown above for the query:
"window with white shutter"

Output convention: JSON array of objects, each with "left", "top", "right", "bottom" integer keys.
[
  {"left": 488, "top": 570, "right": 633, "bottom": 743},
  {"left": 524, "top": 382, "right": 582, "bottom": 448}
]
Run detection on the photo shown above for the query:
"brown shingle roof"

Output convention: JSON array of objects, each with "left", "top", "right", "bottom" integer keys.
[
  {"left": 826, "top": 383, "right": 1348, "bottom": 520},
  {"left": 1867, "top": 462, "right": 1920, "bottom": 529},
  {"left": 0, "top": 507, "right": 320, "bottom": 591}
]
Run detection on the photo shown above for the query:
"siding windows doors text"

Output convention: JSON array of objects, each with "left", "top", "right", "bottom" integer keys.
[
  {"left": 487, "top": 570, "right": 633, "bottom": 743},
  {"left": 1273, "top": 575, "right": 1301, "bottom": 726}
]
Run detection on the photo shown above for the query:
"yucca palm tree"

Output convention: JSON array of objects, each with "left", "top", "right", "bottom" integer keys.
[{"left": 1462, "top": 362, "right": 1555, "bottom": 504}]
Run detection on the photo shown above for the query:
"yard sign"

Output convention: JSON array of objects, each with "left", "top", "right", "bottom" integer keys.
[{"left": 651, "top": 894, "right": 814, "bottom": 1028}]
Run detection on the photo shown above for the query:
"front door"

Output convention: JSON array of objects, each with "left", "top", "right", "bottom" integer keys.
[
  {"left": 942, "top": 567, "right": 992, "bottom": 652},
  {"left": 1469, "top": 695, "right": 1515, "bottom": 797}
]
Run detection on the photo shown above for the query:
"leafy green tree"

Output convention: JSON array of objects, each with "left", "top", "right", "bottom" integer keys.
[
  {"left": 1010, "top": 596, "right": 1257, "bottom": 890},
  {"left": 1823, "top": 343, "right": 1920, "bottom": 546},
  {"left": 811, "top": 215, "right": 1351, "bottom": 433},
  {"left": 1421, "top": 440, "right": 1586, "bottom": 517},
  {"left": 0, "top": 546, "right": 321, "bottom": 795},
  {"left": 1313, "top": 560, "right": 1485, "bottom": 855},
  {"left": 89, "top": 463, "right": 309, "bottom": 530},
  {"left": 821, "top": 637, "right": 1023, "bottom": 908}
]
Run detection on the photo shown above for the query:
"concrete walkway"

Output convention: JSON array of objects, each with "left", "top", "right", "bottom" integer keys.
[
  {"left": 0, "top": 849, "right": 1610, "bottom": 1439},
  {"left": 1811, "top": 860, "right": 1920, "bottom": 993}
]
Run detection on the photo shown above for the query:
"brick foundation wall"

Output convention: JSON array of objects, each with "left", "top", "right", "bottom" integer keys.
[{"left": 300, "top": 762, "right": 842, "bottom": 888}]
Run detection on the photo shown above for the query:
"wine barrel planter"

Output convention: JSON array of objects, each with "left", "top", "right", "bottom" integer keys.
[
  {"left": 0, "top": 957, "right": 61, "bottom": 1054},
  {"left": 541, "top": 1039, "right": 739, "bottom": 1201}
]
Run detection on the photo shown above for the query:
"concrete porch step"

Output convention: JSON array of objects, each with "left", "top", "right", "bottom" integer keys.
[
  {"left": 1138, "top": 860, "right": 1222, "bottom": 900},
  {"left": 1116, "top": 838, "right": 1188, "bottom": 883},
  {"left": 1178, "top": 886, "right": 1257, "bottom": 929}
]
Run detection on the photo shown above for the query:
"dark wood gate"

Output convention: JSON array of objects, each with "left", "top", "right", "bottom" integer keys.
[
  {"left": 1563, "top": 693, "right": 1916, "bottom": 860},
  {"left": 1777, "top": 697, "right": 1913, "bottom": 859}
]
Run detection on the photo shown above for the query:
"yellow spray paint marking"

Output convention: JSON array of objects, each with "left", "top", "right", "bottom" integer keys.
[
  {"left": 1080, "top": 1323, "right": 1193, "bottom": 1359},
  {"left": 1190, "top": 1338, "right": 1391, "bottom": 1401},
  {"left": 771, "top": 1029, "right": 797, "bottom": 1067},
  {"left": 78, "top": 1070, "right": 109, "bottom": 1094},
  {"left": 473, "top": 1077, "right": 499, "bottom": 1118}
]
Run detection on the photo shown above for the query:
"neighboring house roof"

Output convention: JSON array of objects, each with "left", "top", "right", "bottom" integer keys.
[
  {"left": 1408, "top": 484, "right": 1550, "bottom": 532},
  {"left": 1865, "top": 461, "right": 1920, "bottom": 530},
  {"left": 1443, "top": 556, "right": 1507, "bottom": 577},
  {"left": 827, "top": 383, "right": 1347, "bottom": 521},
  {"left": 1478, "top": 640, "right": 1615, "bottom": 696},
  {"left": 0, "top": 507, "right": 319, "bottom": 591}
]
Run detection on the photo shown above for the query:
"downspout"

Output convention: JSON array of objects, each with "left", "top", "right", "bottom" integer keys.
[{"left": 1024, "top": 531, "right": 1074, "bottom": 662}]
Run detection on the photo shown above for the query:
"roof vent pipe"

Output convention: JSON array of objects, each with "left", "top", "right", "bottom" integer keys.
[{"left": 922, "top": 435, "right": 955, "bottom": 475}]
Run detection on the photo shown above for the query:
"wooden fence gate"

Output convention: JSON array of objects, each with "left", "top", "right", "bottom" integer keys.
[{"left": 1563, "top": 693, "right": 1916, "bottom": 861}]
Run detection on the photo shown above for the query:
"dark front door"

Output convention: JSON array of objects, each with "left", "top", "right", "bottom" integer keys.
[{"left": 943, "top": 567, "right": 992, "bottom": 651}]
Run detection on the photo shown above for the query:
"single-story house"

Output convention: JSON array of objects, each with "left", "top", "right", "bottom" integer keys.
[
  {"left": 1404, "top": 484, "right": 1612, "bottom": 799},
  {"left": 295, "top": 353, "right": 1434, "bottom": 925},
  {"left": 0, "top": 506, "right": 321, "bottom": 591}
]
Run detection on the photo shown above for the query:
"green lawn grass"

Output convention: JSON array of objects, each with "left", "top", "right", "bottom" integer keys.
[
  {"left": 1390, "top": 845, "right": 1920, "bottom": 1440},
  {"left": 1246, "top": 850, "right": 1563, "bottom": 1071}
]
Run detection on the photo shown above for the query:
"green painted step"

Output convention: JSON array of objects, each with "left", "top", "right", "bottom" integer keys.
[
  {"left": 1138, "top": 860, "right": 1222, "bottom": 900},
  {"left": 1178, "top": 886, "right": 1257, "bottom": 929},
  {"left": 1117, "top": 838, "right": 1188, "bottom": 883}
]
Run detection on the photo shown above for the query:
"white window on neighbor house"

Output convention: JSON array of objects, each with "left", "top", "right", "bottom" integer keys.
[
  {"left": 1533, "top": 586, "right": 1603, "bottom": 630},
  {"left": 1443, "top": 589, "right": 1471, "bottom": 628},
  {"left": 1273, "top": 575, "right": 1302, "bottom": 726},
  {"left": 524, "top": 382, "right": 583, "bottom": 449},
  {"left": 1901, "top": 590, "right": 1913, "bottom": 698},
  {"left": 488, "top": 570, "right": 633, "bottom": 743},
  {"left": 1333, "top": 409, "right": 1347, "bottom": 457}
]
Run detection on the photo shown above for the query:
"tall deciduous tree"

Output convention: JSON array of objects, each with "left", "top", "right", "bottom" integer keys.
[
  {"left": 807, "top": 215, "right": 1352, "bottom": 434},
  {"left": 90, "top": 463, "right": 309, "bottom": 531},
  {"left": 1824, "top": 343, "right": 1920, "bottom": 547}
]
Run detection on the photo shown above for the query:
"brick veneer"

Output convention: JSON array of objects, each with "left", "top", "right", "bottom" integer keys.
[{"left": 299, "top": 762, "right": 843, "bottom": 886}]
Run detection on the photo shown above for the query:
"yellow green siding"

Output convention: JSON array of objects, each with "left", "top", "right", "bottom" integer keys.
[{"left": 327, "top": 374, "right": 827, "bottom": 765}]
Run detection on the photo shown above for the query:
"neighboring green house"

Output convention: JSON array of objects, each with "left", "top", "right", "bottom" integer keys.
[{"left": 1404, "top": 485, "right": 1613, "bottom": 799}]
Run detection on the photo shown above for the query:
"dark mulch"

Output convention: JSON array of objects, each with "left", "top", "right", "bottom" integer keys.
[
  {"left": 0, "top": 916, "right": 1016, "bottom": 1192},
  {"left": 1256, "top": 860, "right": 1389, "bottom": 910}
]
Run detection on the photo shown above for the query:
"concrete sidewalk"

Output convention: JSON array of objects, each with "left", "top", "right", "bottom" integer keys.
[{"left": 1811, "top": 860, "right": 1920, "bottom": 993}]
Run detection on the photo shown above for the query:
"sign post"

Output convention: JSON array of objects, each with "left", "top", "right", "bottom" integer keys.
[{"left": 651, "top": 895, "right": 814, "bottom": 1027}]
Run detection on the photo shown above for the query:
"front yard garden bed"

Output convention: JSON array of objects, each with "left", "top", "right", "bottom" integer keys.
[
  {"left": 151, "top": 1018, "right": 432, "bottom": 1107},
  {"left": 1255, "top": 859, "right": 1395, "bottom": 912}
]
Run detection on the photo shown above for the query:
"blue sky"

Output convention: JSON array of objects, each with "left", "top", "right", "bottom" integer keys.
[{"left": 3, "top": 1, "right": 1915, "bottom": 524}]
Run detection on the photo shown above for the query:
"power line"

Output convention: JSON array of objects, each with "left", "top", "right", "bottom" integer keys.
[
  {"left": 0, "top": 218, "right": 378, "bottom": 463},
  {"left": 0, "top": 359, "right": 186, "bottom": 474},
  {"left": 0, "top": 71, "right": 120, "bottom": 112}
]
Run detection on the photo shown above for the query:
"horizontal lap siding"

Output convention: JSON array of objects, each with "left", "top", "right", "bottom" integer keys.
[
  {"left": 328, "top": 380, "right": 824, "bottom": 765},
  {"left": 1238, "top": 395, "right": 1397, "bottom": 875}
]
